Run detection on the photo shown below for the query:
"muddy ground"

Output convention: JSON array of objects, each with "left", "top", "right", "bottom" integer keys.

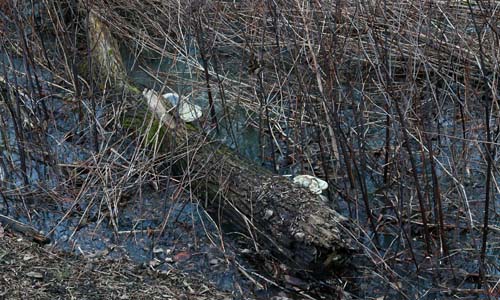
[{"left": 0, "top": 231, "right": 238, "bottom": 300}]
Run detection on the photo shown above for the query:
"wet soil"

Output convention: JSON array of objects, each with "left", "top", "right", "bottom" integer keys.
[
  {"left": 0, "top": 232, "right": 233, "bottom": 300},
  {"left": 0, "top": 186, "right": 285, "bottom": 300}
]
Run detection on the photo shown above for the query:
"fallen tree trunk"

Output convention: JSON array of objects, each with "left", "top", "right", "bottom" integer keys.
[
  {"left": 143, "top": 91, "right": 356, "bottom": 271},
  {"left": 87, "top": 10, "right": 356, "bottom": 275}
]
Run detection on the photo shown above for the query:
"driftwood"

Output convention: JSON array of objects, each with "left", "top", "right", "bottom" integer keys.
[
  {"left": 0, "top": 214, "right": 50, "bottom": 244},
  {"left": 87, "top": 11, "right": 356, "bottom": 275}
]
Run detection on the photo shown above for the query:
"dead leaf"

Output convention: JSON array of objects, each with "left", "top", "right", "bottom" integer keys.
[{"left": 174, "top": 251, "right": 191, "bottom": 262}]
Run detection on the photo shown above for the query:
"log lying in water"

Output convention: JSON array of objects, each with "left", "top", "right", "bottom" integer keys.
[
  {"left": 88, "top": 11, "right": 356, "bottom": 275},
  {"left": 144, "top": 90, "right": 356, "bottom": 270}
]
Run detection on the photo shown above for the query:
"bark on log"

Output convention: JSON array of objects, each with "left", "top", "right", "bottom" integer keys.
[
  {"left": 144, "top": 91, "right": 356, "bottom": 272},
  {"left": 87, "top": 11, "right": 356, "bottom": 275}
]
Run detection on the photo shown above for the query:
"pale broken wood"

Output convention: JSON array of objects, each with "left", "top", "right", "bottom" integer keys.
[{"left": 88, "top": 10, "right": 127, "bottom": 85}]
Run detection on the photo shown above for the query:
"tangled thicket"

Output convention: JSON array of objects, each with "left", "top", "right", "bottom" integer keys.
[{"left": 1, "top": 0, "right": 499, "bottom": 298}]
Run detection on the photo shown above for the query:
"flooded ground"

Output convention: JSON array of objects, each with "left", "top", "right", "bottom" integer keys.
[
  {"left": 2, "top": 44, "right": 500, "bottom": 298},
  {"left": 1, "top": 3, "right": 500, "bottom": 298},
  {"left": 1, "top": 186, "right": 276, "bottom": 298},
  {"left": 0, "top": 53, "right": 277, "bottom": 299},
  {"left": 2, "top": 44, "right": 500, "bottom": 299}
]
